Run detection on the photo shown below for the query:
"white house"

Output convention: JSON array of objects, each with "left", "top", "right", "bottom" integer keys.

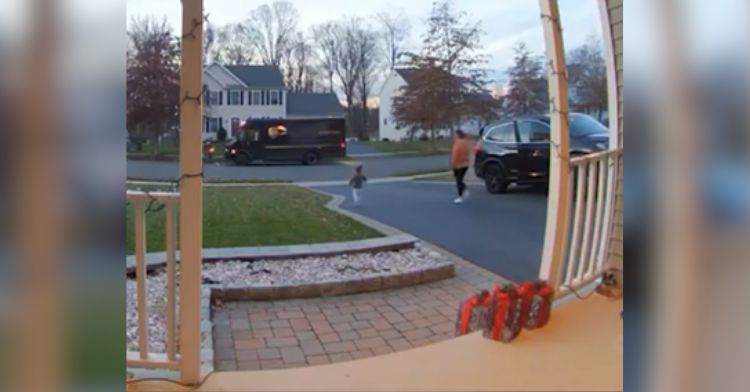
[
  {"left": 378, "top": 68, "right": 491, "bottom": 141},
  {"left": 203, "top": 63, "right": 344, "bottom": 138}
]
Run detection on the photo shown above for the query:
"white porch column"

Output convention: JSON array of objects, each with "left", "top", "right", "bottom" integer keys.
[
  {"left": 179, "top": 0, "right": 204, "bottom": 384},
  {"left": 538, "top": 0, "right": 571, "bottom": 288}
]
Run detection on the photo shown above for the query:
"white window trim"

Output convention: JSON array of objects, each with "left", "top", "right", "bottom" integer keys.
[
  {"left": 209, "top": 91, "right": 219, "bottom": 106},
  {"left": 270, "top": 90, "right": 280, "bottom": 105}
]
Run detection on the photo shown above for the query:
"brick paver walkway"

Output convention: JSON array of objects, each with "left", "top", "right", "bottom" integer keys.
[{"left": 212, "top": 256, "right": 507, "bottom": 371}]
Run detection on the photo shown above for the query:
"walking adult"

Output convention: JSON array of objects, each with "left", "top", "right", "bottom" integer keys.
[{"left": 451, "top": 129, "right": 472, "bottom": 203}]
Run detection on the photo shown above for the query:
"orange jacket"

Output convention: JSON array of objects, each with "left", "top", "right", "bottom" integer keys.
[{"left": 451, "top": 138, "right": 472, "bottom": 169}]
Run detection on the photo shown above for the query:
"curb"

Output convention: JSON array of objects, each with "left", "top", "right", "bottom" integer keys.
[{"left": 126, "top": 176, "right": 420, "bottom": 188}]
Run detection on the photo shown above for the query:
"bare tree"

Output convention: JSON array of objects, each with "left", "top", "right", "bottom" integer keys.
[
  {"left": 212, "top": 23, "right": 255, "bottom": 64},
  {"left": 311, "top": 22, "right": 339, "bottom": 93},
  {"left": 281, "top": 32, "right": 319, "bottom": 93},
  {"left": 244, "top": 1, "right": 299, "bottom": 66},
  {"left": 376, "top": 11, "right": 411, "bottom": 71},
  {"left": 567, "top": 35, "right": 607, "bottom": 120},
  {"left": 416, "top": 0, "right": 491, "bottom": 134},
  {"left": 204, "top": 21, "right": 216, "bottom": 64},
  {"left": 355, "top": 25, "right": 380, "bottom": 137},
  {"left": 505, "top": 42, "right": 547, "bottom": 115},
  {"left": 333, "top": 19, "right": 363, "bottom": 132}
]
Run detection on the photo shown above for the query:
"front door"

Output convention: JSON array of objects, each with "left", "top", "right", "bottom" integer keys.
[{"left": 516, "top": 120, "right": 551, "bottom": 181}]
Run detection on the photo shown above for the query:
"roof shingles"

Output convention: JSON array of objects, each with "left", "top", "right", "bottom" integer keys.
[
  {"left": 220, "top": 64, "right": 344, "bottom": 119},
  {"left": 286, "top": 92, "right": 345, "bottom": 118},
  {"left": 224, "top": 65, "right": 285, "bottom": 87}
]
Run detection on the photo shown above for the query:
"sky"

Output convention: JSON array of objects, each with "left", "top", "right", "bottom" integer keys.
[{"left": 126, "top": 0, "right": 604, "bottom": 90}]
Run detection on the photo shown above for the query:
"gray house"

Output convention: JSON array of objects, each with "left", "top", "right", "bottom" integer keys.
[{"left": 203, "top": 63, "right": 345, "bottom": 137}]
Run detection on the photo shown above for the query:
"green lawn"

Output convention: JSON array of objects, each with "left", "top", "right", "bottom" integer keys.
[
  {"left": 126, "top": 186, "right": 382, "bottom": 255},
  {"left": 362, "top": 139, "right": 452, "bottom": 154}
]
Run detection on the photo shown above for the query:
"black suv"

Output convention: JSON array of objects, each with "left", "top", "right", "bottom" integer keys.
[{"left": 474, "top": 113, "right": 609, "bottom": 193}]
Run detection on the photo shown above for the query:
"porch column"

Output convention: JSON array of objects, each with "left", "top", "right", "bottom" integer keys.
[
  {"left": 652, "top": 2, "right": 701, "bottom": 391},
  {"left": 179, "top": 0, "right": 204, "bottom": 384},
  {"left": 538, "top": 0, "right": 571, "bottom": 287}
]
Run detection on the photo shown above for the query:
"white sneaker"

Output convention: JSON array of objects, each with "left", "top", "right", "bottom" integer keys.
[{"left": 453, "top": 197, "right": 464, "bottom": 204}]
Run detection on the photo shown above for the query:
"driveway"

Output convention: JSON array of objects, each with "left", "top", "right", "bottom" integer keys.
[
  {"left": 315, "top": 181, "right": 548, "bottom": 282},
  {"left": 127, "top": 154, "right": 450, "bottom": 182}
]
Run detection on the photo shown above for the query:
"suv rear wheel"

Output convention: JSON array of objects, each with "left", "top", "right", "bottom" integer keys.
[{"left": 484, "top": 163, "right": 509, "bottom": 194}]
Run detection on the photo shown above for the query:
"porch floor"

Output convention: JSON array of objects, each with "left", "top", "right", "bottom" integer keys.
[{"left": 128, "top": 294, "right": 622, "bottom": 391}]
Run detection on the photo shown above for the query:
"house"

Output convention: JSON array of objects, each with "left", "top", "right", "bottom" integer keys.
[
  {"left": 378, "top": 68, "right": 495, "bottom": 141},
  {"left": 202, "top": 63, "right": 345, "bottom": 138}
]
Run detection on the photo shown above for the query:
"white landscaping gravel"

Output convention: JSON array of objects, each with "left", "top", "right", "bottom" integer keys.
[
  {"left": 201, "top": 245, "right": 448, "bottom": 286},
  {"left": 126, "top": 245, "right": 450, "bottom": 353}
]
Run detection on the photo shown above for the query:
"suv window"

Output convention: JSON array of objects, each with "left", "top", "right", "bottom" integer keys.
[
  {"left": 485, "top": 123, "right": 516, "bottom": 143},
  {"left": 518, "top": 120, "right": 550, "bottom": 142}
]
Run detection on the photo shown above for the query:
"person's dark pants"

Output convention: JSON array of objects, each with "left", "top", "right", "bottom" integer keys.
[{"left": 453, "top": 167, "right": 468, "bottom": 197}]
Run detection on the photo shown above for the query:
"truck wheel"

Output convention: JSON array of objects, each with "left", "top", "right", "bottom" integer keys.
[
  {"left": 235, "top": 153, "right": 249, "bottom": 166},
  {"left": 303, "top": 151, "right": 320, "bottom": 165},
  {"left": 484, "top": 163, "right": 508, "bottom": 194}
]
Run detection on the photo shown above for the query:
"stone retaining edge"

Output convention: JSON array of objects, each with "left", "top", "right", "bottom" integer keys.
[{"left": 210, "top": 263, "right": 455, "bottom": 302}]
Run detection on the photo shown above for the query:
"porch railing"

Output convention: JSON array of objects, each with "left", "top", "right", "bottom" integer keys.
[
  {"left": 126, "top": 190, "right": 181, "bottom": 370},
  {"left": 548, "top": 148, "right": 623, "bottom": 296}
]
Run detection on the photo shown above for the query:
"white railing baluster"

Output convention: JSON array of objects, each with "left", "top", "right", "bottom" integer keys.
[
  {"left": 577, "top": 161, "right": 599, "bottom": 283},
  {"left": 560, "top": 168, "right": 575, "bottom": 285},
  {"left": 165, "top": 203, "right": 177, "bottom": 362},
  {"left": 565, "top": 164, "right": 587, "bottom": 285},
  {"left": 598, "top": 154, "right": 619, "bottom": 268},
  {"left": 127, "top": 190, "right": 181, "bottom": 372},
  {"left": 590, "top": 159, "right": 609, "bottom": 272},
  {"left": 134, "top": 200, "right": 149, "bottom": 360},
  {"left": 548, "top": 148, "right": 622, "bottom": 297}
]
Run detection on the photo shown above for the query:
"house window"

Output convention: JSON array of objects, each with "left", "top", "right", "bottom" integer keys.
[
  {"left": 207, "top": 118, "right": 220, "bottom": 133},
  {"left": 209, "top": 91, "right": 219, "bottom": 106},
  {"left": 384, "top": 118, "right": 388, "bottom": 126},
  {"left": 229, "top": 90, "right": 241, "bottom": 105},
  {"left": 251, "top": 90, "right": 261, "bottom": 106},
  {"left": 270, "top": 91, "right": 279, "bottom": 105},
  {"left": 279, "top": 91, "right": 284, "bottom": 105}
]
